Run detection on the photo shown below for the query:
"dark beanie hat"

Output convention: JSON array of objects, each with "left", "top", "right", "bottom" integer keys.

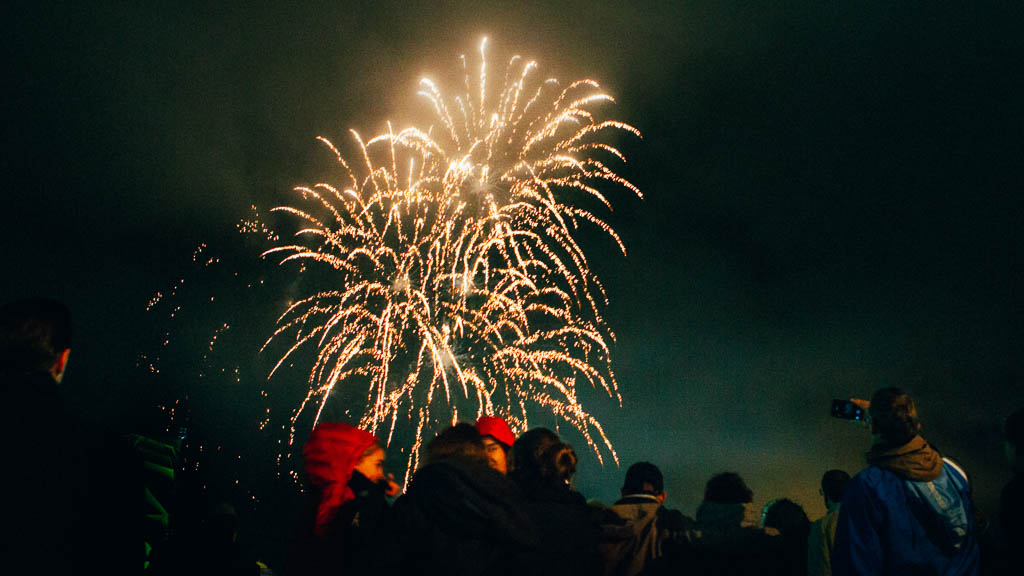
[{"left": 623, "top": 461, "right": 664, "bottom": 494}]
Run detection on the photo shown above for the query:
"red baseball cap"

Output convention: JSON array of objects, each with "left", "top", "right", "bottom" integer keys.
[{"left": 475, "top": 416, "right": 515, "bottom": 448}]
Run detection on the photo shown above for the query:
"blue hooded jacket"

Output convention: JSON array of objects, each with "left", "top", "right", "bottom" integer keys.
[{"left": 833, "top": 443, "right": 979, "bottom": 576}]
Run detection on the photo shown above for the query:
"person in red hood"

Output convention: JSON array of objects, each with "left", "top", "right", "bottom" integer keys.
[
  {"left": 288, "top": 422, "right": 399, "bottom": 575},
  {"left": 476, "top": 415, "right": 516, "bottom": 475}
]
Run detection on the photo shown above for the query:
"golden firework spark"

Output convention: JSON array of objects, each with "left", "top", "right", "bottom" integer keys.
[{"left": 409, "top": 37, "right": 642, "bottom": 320}]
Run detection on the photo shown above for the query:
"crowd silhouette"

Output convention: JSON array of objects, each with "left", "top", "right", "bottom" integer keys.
[{"left": 2, "top": 298, "right": 1022, "bottom": 575}]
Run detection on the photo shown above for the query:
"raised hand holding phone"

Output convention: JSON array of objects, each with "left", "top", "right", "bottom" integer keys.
[{"left": 831, "top": 398, "right": 871, "bottom": 428}]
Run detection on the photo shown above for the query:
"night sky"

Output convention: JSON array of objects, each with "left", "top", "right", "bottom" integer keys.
[{"left": 5, "top": 0, "right": 1023, "bottom": 564}]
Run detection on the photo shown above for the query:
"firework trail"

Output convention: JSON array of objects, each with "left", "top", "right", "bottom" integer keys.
[{"left": 264, "top": 39, "right": 639, "bottom": 478}]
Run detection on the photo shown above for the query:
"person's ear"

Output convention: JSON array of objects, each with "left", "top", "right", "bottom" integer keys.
[
  {"left": 52, "top": 348, "right": 71, "bottom": 383},
  {"left": 657, "top": 492, "right": 667, "bottom": 504}
]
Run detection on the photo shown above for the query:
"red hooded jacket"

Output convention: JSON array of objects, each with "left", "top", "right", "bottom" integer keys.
[{"left": 303, "top": 422, "right": 378, "bottom": 535}]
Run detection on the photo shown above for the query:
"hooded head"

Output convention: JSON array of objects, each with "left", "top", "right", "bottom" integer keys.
[{"left": 303, "top": 422, "right": 379, "bottom": 535}]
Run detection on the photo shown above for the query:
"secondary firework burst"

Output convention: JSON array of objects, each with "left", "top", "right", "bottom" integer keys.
[{"left": 263, "top": 39, "right": 638, "bottom": 476}]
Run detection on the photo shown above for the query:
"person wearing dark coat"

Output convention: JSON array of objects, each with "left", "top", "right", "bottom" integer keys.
[
  {"left": 761, "top": 498, "right": 811, "bottom": 576},
  {"left": 509, "top": 427, "right": 602, "bottom": 576},
  {"left": 598, "top": 461, "right": 695, "bottom": 576},
  {"left": 688, "top": 472, "right": 782, "bottom": 576},
  {"left": 385, "top": 423, "right": 541, "bottom": 575},
  {"left": 1, "top": 298, "right": 142, "bottom": 576}
]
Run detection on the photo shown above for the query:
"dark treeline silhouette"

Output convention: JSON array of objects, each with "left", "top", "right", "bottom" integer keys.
[{"left": 4, "top": 298, "right": 1021, "bottom": 575}]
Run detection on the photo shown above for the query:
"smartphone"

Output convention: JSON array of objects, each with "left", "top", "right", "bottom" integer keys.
[{"left": 831, "top": 399, "right": 866, "bottom": 421}]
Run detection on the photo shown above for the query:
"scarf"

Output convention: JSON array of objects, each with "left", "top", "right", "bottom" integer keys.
[{"left": 866, "top": 435, "right": 943, "bottom": 482}]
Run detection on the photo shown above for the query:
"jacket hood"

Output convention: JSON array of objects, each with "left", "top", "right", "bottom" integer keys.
[
  {"left": 867, "top": 435, "right": 943, "bottom": 482},
  {"left": 601, "top": 499, "right": 661, "bottom": 542}
]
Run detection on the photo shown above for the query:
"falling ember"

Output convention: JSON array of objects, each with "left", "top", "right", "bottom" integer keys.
[
  {"left": 238, "top": 205, "right": 281, "bottom": 242},
  {"left": 263, "top": 38, "right": 639, "bottom": 480},
  {"left": 146, "top": 292, "right": 164, "bottom": 311}
]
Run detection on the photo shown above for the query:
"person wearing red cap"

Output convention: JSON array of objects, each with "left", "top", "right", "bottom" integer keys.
[
  {"left": 288, "top": 422, "right": 399, "bottom": 575},
  {"left": 475, "top": 415, "right": 515, "bottom": 474}
]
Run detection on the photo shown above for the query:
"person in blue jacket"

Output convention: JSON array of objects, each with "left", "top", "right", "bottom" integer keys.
[{"left": 832, "top": 387, "right": 979, "bottom": 575}]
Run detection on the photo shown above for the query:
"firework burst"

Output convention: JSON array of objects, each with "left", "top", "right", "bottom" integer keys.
[
  {"left": 409, "top": 37, "right": 642, "bottom": 320},
  {"left": 264, "top": 39, "right": 638, "bottom": 477}
]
